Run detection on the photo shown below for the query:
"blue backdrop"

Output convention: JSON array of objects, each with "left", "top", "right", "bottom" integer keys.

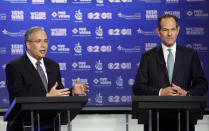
[{"left": 0, "top": 0, "right": 209, "bottom": 108}]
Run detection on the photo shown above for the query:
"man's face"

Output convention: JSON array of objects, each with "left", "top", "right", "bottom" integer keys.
[
  {"left": 156, "top": 17, "right": 180, "bottom": 47},
  {"left": 26, "top": 30, "right": 48, "bottom": 60}
]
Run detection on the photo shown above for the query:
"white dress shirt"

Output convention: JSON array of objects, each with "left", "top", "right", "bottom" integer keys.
[
  {"left": 161, "top": 43, "right": 176, "bottom": 66},
  {"left": 26, "top": 52, "right": 48, "bottom": 82},
  {"left": 159, "top": 43, "right": 176, "bottom": 95}
]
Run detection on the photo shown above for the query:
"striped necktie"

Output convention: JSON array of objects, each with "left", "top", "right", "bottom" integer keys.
[{"left": 36, "top": 61, "right": 48, "bottom": 92}]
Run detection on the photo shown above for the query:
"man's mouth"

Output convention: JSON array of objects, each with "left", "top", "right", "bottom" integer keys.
[{"left": 40, "top": 50, "right": 46, "bottom": 54}]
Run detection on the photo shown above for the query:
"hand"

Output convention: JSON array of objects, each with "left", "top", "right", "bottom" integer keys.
[
  {"left": 73, "top": 78, "right": 89, "bottom": 96},
  {"left": 171, "top": 83, "right": 187, "bottom": 96},
  {"left": 46, "top": 82, "right": 70, "bottom": 97},
  {"left": 160, "top": 86, "right": 179, "bottom": 96}
]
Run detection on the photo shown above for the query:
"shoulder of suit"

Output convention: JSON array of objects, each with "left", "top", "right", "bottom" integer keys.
[
  {"left": 7, "top": 54, "right": 26, "bottom": 66},
  {"left": 43, "top": 57, "right": 59, "bottom": 66},
  {"left": 142, "top": 45, "right": 160, "bottom": 56},
  {"left": 177, "top": 44, "right": 196, "bottom": 54}
]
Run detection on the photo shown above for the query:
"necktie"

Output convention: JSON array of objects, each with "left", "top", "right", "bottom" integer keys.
[
  {"left": 167, "top": 49, "right": 174, "bottom": 84},
  {"left": 36, "top": 61, "right": 48, "bottom": 92}
]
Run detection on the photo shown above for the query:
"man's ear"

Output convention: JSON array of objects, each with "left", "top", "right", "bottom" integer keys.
[
  {"left": 26, "top": 41, "right": 31, "bottom": 50},
  {"left": 156, "top": 28, "right": 160, "bottom": 37},
  {"left": 177, "top": 26, "right": 180, "bottom": 35}
]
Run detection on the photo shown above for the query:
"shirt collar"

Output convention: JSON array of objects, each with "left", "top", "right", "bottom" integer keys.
[
  {"left": 26, "top": 52, "right": 44, "bottom": 67},
  {"left": 161, "top": 42, "right": 176, "bottom": 54}
]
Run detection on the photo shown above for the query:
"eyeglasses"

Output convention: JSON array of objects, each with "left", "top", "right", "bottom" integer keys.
[{"left": 29, "top": 39, "right": 49, "bottom": 44}]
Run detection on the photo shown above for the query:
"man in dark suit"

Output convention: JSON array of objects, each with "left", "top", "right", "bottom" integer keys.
[
  {"left": 133, "top": 14, "right": 208, "bottom": 131},
  {"left": 6, "top": 26, "right": 89, "bottom": 131}
]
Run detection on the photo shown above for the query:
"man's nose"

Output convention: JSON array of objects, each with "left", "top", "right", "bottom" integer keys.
[{"left": 168, "top": 30, "right": 172, "bottom": 35}]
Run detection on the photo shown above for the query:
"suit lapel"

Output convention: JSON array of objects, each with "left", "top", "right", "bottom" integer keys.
[
  {"left": 155, "top": 46, "right": 170, "bottom": 82},
  {"left": 23, "top": 54, "right": 47, "bottom": 93},
  {"left": 172, "top": 45, "right": 181, "bottom": 81},
  {"left": 44, "top": 58, "right": 53, "bottom": 91}
]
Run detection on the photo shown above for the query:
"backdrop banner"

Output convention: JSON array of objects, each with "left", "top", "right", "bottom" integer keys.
[{"left": 0, "top": 0, "right": 208, "bottom": 108}]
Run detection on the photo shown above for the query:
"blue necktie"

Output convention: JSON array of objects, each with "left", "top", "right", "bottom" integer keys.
[
  {"left": 36, "top": 61, "right": 48, "bottom": 92},
  {"left": 167, "top": 49, "right": 174, "bottom": 84}
]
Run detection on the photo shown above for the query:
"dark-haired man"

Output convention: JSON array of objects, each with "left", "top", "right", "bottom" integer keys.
[{"left": 133, "top": 14, "right": 208, "bottom": 131}]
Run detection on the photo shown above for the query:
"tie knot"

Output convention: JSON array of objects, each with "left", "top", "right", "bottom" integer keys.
[
  {"left": 168, "top": 48, "right": 172, "bottom": 53},
  {"left": 36, "top": 60, "right": 41, "bottom": 66}
]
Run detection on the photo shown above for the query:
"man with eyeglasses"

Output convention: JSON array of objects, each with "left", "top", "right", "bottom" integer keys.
[{"left": 5, "top": 26, "right": 89, "bottom": 131}]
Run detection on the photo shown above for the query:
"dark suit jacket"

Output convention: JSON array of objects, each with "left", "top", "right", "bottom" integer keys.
[
  {"left": 6, "top": 53, "right": 65, "bottom": 131},
  {"left": 133, "top": 45, "right": 208, "bottom": 125}
]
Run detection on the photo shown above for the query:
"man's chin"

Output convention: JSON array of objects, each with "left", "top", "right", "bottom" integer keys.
[
  {"left": 38, "top": 54, "right": 46, "bottom": 59},
  {"left": 164, "top": 42, "right": 175, "bottom": 47}
]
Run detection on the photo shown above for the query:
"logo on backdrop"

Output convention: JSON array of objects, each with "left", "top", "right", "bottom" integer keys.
[
  {"left": 93, "top": 77, "right": 112, "bottom": 86},
  {"left": 2, "top": 64, "right": 6, "bottom": 70},
  {"left": 95, "top": 26, "right": 104, "bottom": 39},
  {"left": 74, "top": 42, "right": 82, "bottom": 56},
  {"left": 0, "top": 47, "right": 7, "bottom": 54},
  {"left": 116, "top": 76, "right": 124, "bottom": 89},
  {"left": 71, "top": 62, "right": 91, "bottom": 70},
  {"left": 87, "top": 45, "right": 112, "bottom": 53},
  {"left": 0, "top": 13, "right": 7, "bottom": 20},
  {"left": 30, "top": 12, "right": 46, "bottom": 20},
  {"left": 185, "top": 27, "right": 205, "bottom": 35},
  {"left": 2, "top": 29, "right": 25, "bottom": 37},
  {"left": 11, "top": 10, "right": 24, "bottom": 21},
  {"left": 51, "top": 28, "right": 67, "bottom": 36},
  {"left": 137, "top": 27, "right": 157, "bottom": 36},
  {"left": 50, "top": 44, "right": 70, "bottom": 53},
  {"left": 0, "top": 81, "right": 6, "bottom": 88},
  {"left": 61, "top": 78, "right": 65, "bottom": 86},
  {"left": 186, "top": 0, "right": 205, "bottom": 2},
  {"left": 11, "top": 44, "right": 24, "bottom": 55},
  {"left": 72, "top": 27, "right": 91, "bottom": 36},
  {"left": 121, "top": 96, "right": 132, "bottom": 103},
  {"left": 74, "top": 9, "right": 83, "bottom": 22},
  {"left": 59, "top": 62, "right": 67, "bottom": 71},
  {"left": 108, "top": 62, "right": 132, "bottom": 70},
  {"left": 108, "top": 0, "right": 132, "bottom": 3},
  {"left": 95, "top": 60, "right": 103, "bottom": 73},
  {"left": 138, "top": 0, "right": 161, "bottom": 3},
  {"left": 117, "top": 45, "right": 140, "bottom": 53},
  {"left": 88, "top": 12, "right": 112, "bottom": 20},
  {"left": 186, "top": 43, "right": 208, "bottom": 52},
  {"left": 108, "top": 96, "right": 120, "bottom": 103},
  {"left": 51, "top": 0, "right": 67, "bottom": 3},
  {"left": 146, "top": 10, "right": 158, "bottom": 20},
  {"left": 108, "top": 28, "right": 132, "bottom": 36},
  {"left": 117, "top": 12, "right": 141, "bottom": 20},
  {"left": 166, "top": 0, "right": 179, "bottom": 3},
  {"left": 108, "top": 95, "right": 132, "bottom": 103},
  {"left": 4, "top": 0, "right": 27, "bottom": 3},
  {"left": 32, "top": 0, "right": 45, "bottom": 4},
  {"left": 128, "top": 78, "right": 135, "bottom": 86},
  {"left": 96, "top": 0, "right": 104, "bottom": 6},
  {"left": 186, "top": 10, "right": 208, "bottom": 19},
  {"left": 72, "top": 0, "right": 92, "bottom": 4},
  {"left": 51, "top": 11, "right": 70, "bottom": 20},
  {"left": 164, "top": 11, "right": 180, "bottom": 19},
  {"left": 95, "top": 92, "right": 103, "bottom": 104}
]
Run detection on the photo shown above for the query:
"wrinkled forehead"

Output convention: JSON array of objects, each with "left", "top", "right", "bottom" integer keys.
[{"left": 31, "top": 30, "right": 47, "bottom": 40}]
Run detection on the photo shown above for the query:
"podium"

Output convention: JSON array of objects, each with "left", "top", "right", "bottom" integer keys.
[
  {"left": 4, "top": 96, "right": 88, "bottom": 131},
  {"left": 132, "top": 96, "right": 206, "bottom": 131}
]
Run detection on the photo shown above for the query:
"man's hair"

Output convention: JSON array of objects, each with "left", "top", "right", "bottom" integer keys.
[
  {"left": 24, "top": 26, "right": 44, "bottom": 44},
  {"left": 157, "top": 14, "right": 179, "bottom": 30}
]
